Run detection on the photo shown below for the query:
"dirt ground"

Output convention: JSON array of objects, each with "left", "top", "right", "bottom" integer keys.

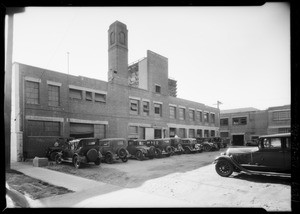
[
  {"left": 6, "top": 169, "right": 73, "bottom": 200},
  {"left": 44, "top": 149, "right": 291, "bottom": 211}
]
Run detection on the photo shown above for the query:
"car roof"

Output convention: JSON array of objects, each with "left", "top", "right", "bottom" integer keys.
[
  {"left": 69, "top": 138, "right": 97, "bottom": 142},
  {"left": 259, "top": 133, "right": 290, "bottom": 138},
  {"left": 99, "top": 138, "right": 126, "bottom": 141},
  {"left": 181, "top": 138, "right": 196, "bottom": 140}
]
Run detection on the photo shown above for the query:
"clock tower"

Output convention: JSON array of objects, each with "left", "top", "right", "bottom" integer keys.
[{"left": 108, "top": 21, "right": 128, "bottom": 85}]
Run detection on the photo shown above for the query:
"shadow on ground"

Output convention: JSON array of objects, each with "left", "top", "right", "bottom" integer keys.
[{"left": 232, "top": 173, "right": 291, "bottom": 185}]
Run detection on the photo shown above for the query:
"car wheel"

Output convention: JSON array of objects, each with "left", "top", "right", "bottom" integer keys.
[
  {"left": 94, "top": 158, "right": 101, "bottom": 166},
  {"left": 184, "top": 147, "right": 191, "bottom": 154},
  {"left": 215, "top": 160, "right": 234, "bottom": 177},
  {"left": 154, "top": 148, "right": 162, "bottom": 158},
  {"left": 165, "top": 146, "right": 173, "bottom": 157},
  {"left": 50, "top": 152, "right": 58, "bottom": 161},
  {"left": 136, "top": 150, "right": 144, "bottom": 161},
  {"left": 105, "top": 153, "right": 114, "bottom": 164},
  {"left": 204, "top": 144, "right": 211, "bottom": 152},
  {"left": 121, "top": 157, "right": 128, "bottom": 162},
  {"left": 73, "top": 156, "right": 81, "bottom": 169},
  {"left": 118, "top": 148, "right": 127, "bottom": 159},
  {"left": 55, "top": 154, "right": 62, "bottom": 164}
]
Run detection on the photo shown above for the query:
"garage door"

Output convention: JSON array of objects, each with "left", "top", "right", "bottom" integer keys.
[
  {"left": 70, "top": 123, "right": 94, "bottom": 139},
  {"left": 232, "top": 135, "right": 244, "bottom": 146}
]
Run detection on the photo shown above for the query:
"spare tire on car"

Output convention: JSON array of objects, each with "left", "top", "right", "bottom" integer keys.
[{"left": 87, "top": 149, "right": 98, "bottom": 162}]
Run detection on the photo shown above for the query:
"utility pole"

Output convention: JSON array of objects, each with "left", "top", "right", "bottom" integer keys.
[
  {"left": 5, "top": 7, "right": 25, "bottom": 170},
  {"left": 213, "top": 100, "right": 223, "bottom": 109},
  {"left": 213, "top": 100, "right": 223, "bottom": 138}
]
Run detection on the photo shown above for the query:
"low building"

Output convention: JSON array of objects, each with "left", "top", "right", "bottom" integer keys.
[
  {"left": 11, "top": 21, "right": 219, "bottom": 161},
  {"left": 219, "top": 105, "right": 290, "bottom": 146}
]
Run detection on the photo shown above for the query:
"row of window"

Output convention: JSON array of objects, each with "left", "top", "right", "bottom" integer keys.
[
  {"left": 130, "top": 98, "right": 216, "bottom": 123},
  {"left": 25, "top": 80, "right": 106, "bottom": 107},
  {"left": 272, "top": 111, "right": 290, "bottom": 121},
  {"left": 220, "top": 117, "right": 247, "bottom": 126}
]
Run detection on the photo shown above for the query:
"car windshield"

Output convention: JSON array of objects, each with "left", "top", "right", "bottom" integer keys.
[{"left": 138, "top": 141, "right": 144, "bottom": 146}]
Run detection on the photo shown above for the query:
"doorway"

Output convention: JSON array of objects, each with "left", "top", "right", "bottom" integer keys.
[{"left": 232, "top": 134, "right": 244, "bottom": 146}]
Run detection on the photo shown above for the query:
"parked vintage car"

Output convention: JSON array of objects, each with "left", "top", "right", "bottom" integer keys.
[
  {"left": 46, "top": 137, "right": 74, "bottom": 161},
  {"left": 55, "top": 138, "right": 103, "bottom": 169},
  {"left": 170, "top": 137, "right": 185, "bottom": 154},
  {"left": 213, "top": 133, "right": 291, "bottom": 177},
  {"left": 99, "top": 138, "right": 130, "bottom": 164},
  {"left": 127, "top": 139, "right": 156, "bottom": 160},
  {"left": 146, "top": 138, "right": 174, "bottom": 158},
  {"left": 196, "top": 137, "right": 220, "bottom": 152},
  {"left": 181, "top": 138, "right": 203, "bottom": 154}
]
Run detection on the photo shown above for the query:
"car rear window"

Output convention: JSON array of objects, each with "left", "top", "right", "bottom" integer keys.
[{"left": 116, "top": 141, "right": 124, "bottom": 146}]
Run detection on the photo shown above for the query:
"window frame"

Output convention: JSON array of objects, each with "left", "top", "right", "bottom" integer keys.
[{"left": 25, "top": 80, "right": 40, "bottom": 105}]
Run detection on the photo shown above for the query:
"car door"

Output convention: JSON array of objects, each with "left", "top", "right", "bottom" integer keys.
[{"left": 254, "top": 137, "right": 285, "bottom": 172}]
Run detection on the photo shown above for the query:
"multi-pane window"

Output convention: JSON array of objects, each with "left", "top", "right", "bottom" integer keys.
[
  {"left": 142, "top": 101, "right": 149, "bottom": 116},
  {"left": 204, "top": 130, "right": 209, "bottom": 138},
  {"left": 25, "top": 81, "right": 39, "bottom": 104},
  {"left": 95, "top": 93, "right": 106, "bottom": 103},
  {"left": 179, "top": 108, "right": 185, "bottom": 120},
  {"left": 232, "top": 117, "right": 247, "bottom": 125},
  {"left": 204, "top": 112, "right": 209, "bottom": 123},
  {"left": 220, "top": 118, "right": 229, "bottom": 126},
  {"left": 196, "top": 129, "right": 202, "bottom": 138},
  {"left": 273, "top": 111, "right": 290, "bottom": 121},
  {"left": 278, "top": 128, "right": 290, "bottom": 133},
  {"left": 86, "top": 91, "right": 93, "bottom": 101},
  {"left": 154, "top": 103, "right": 162, "bottom": 117},
  {"left": 48, "top": 85, "right": 60, "bottom": 106},
  {"left": 169, "top": 106, "right": 176, "bottom": 119},
  {"left": 130, "top": 99, "right": 139, "bottom": 115},
  {"left": 69, "top": 88, "right": 82, "bottom": 100},
  {"left": 196, "top": 111, "right": 202, "bottom": 122},
  {"left": 27, "top": 120, "right": 60, "bottom": 136},
  {"left": 189, "top": 129, "right": 195, "bottom": 138},
  {"left": 211, "top": 130, "right": 215, "bottom": 137},
  {"left": 129, "top": 126, "right": 138, "bottom": 134},
  {"left": 210, "top": 113, "right": 215, "bottom": 123},
  {"left": 189, "top": 109, "right": 195, "bottom": 121},
  {"left": 155, "top": 85, "right": 161, "bottom": 93}
]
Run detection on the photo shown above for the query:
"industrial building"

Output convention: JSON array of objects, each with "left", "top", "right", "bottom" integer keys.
[
  {"left": 11, "top": 21, "right": 220, "bottom": 161},
  {"left": 219, "top": 105, "right": 290, "bottom": 146}
]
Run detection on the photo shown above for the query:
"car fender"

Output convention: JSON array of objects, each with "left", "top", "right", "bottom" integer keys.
[{"left": 213, "top": 155, "right": 243, "bottom": 171}]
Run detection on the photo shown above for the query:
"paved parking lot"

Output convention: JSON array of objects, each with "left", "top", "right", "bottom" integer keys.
[{"left": 44, "top": 148, "right": 291, "bottom": 211}]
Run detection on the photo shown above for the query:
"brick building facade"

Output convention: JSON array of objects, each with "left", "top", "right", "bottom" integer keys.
[
  {"left": 11, "top": 21, "right": 219, "bottom": 160},
  {"left": 219, "top": 105, "right": 290, "bottom": 146}
]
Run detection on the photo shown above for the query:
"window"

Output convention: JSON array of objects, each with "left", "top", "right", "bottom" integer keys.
[
  {"left": 204, "top": 130, "right": 209, "bottom": 138},
  {"left": 155, "top": 85, "right": 161, "bottom": 93},
  {"left": 189, "top": 109, "right": 195, "bottom": 121},
  {"left": 154, "top": 103, "right": 162, "bottom": 116},
  {"left": 204, "top": 112, "right": 209, "bottom": 123},
  {"left": 273, "top": 111, "right": 290, "bottom": 121},
  {"left": 220, "top": 132, "right": 229, "bottom": 138},
  {"left": 232, "top": 117, "right": 247, "bottom": 125},
  {"left": 220, "top": 118, "right": 229, "bottom": 126},
  {"left": 210, "top": 113, "right": 215, "bottom": 123},
  {"left": 263, "top": 138, "right": 281, "bottom": 149},
  {"left": 25, "top": 81, "right": 39, "bottom": 104},
  {"left": 69, "top": 88, "right": 82, "bottom": 100},
  {"left": 130, "top": 99, "right": 139, "bottom": 115},
  {"left": 169, "top": 128, "right": 176, "bottom": 137},
  {"left": 95, "top": 93, "right": 106, "bottom": 103},
  {"left": 189, "top": 129, "right": 195, "bottom": 138},
  {"left": 211, "top": 130, "right": 215, "bottom": 137},
  {"left": 169, "top": 106, "right": 176, "bottom": 119},
  {"left": 129, "top": 126, "right": 138, "bottom": 134},
  {"left": 142, "top": 101, "right": 149, "bottom": 116},
  {"left": 86, "top": 91, "right": 93, "bottom": 101},
  {"left": 278, "top": 128, "right": 290, "bottom": 133},
  {"left": 196, "top": 111, "right": 202, "bottom": 122},
  {"left": 179, "top": 108, "right": 185, "bottom": 120},
  {"left": 197, "top": 129, "right": 202, "bottom": 138},
  {"left": 178, "top": 128, "right": 186, "bottom": 138},
  {"left": 48, "top": 85, "right": 60, "bottom": 106},
  {"left": 27, "top": 120, "right": 60, "bottom": 136}
]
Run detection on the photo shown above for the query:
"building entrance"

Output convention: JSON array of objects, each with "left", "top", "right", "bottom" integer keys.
[
  {"left": 232, "top": 134, "right": 244, "bottom": 146},
  {"left": 154, "top": 129, "right": 162, "bottom": 139}
]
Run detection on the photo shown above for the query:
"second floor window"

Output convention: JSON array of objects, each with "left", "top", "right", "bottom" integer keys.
[
  {"left": 69, "top": 88, "right": 82, "bottom": 100},
  {"left": 142, "top": 101, "right": 149, "bottom": 116},
  {"left": 86, "top": 91, "right": 93, "bottom": 101},
  {"left": 130, "top": 99, "right": 139, "bottom": 115},
  {"left": 189, "top": 109, "right": 195, "bottom": 121},
  {"left": 210, "top": 113, "right": 215, "bottom": 123},
  {"left": 169, "top": 106, "right": 176, "bottom": 119},
  {"left": 25, "top": 81, "right": 39, "bottom": 104},
  {"left": 48, "top": 85, "right": 60, "bottom": 106},
  {"left": 220, "top": 118, "right": 229, "bottom": 126},
  {"left": 204, "top": 112, "right": 209, "bottom": 123},
  {"left": 196, "top": 111, "right": 202, "bottom": 122},
  {"left": 95, "top": 93, "right": 106, "bottom": 103},
  {"left": 154, "top": 103, "right": 162, "bottom": 117},
  {"left": 232, "top": 117, "right": 247, "bottom": 125},
  {"left": 273, "top": 111, "right": 290, "bottom": 121},
  {"left": 179, "top": 108, "right": 185, "bottom": 120},
  {"left": 155, "top": 85, "right": 161, "bottom": 93}
]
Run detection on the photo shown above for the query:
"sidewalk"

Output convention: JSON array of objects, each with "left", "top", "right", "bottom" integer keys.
[{"left": 10, "top": 161, "right": 198, "bottom": 208}]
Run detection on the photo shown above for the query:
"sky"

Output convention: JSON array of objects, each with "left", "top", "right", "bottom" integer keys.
[{"left": 7, "top": 3, "right": 290, "bottom": 110}]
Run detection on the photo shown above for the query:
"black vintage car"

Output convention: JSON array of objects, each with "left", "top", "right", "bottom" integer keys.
[
  {"left": 55, "top": 138, "right": 103, "bottom": 169},
  {"left": 46, "top": 137, "right": 74, "bottom": 161},
  {"left": 146, "top": 139, "right": 174, "bottom": 158},
  {"left": 181, "top": 138, "right": 203, "bottom": 154},
  {"left": 99, "top": 138, "right": 130, "bottom": 164},
  {"left": 127, "top": 139, "right": 156, "bottom": 160},
  {"left": 170, "top": 137, "right": 185, "bottom": 154},
  {"left": 196, "top": 137, "right": 221, "bottom": 152},
  {"left": 213, "top": 133, "right": 291, "bottom": 177}
]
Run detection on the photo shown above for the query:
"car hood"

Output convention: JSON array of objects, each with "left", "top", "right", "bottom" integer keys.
[{"left": 226, "top": 147, "right": 259, "bottom": 155}]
